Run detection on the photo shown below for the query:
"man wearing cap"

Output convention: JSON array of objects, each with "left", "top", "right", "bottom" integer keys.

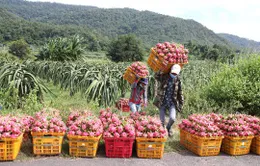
[
  {"left": 154, "top": 64, "right": 184, "bottom": 137},
  {"left": 129, "top": 78, "right": 148, "bottom": 113}
]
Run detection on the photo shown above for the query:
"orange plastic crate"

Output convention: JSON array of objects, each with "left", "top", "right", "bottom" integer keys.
[
  {"left": 0, "top": 134, "right": 23, "bottom": 161},
  {"left": 147, "top": 48, "right": 187, "bottom": 73},
  {"left": 180, "top": 129, "right": 223, "bottom": 156},
  {"left": 221, "top": 135, "right": 254, "bottom": 156},
  {"left": 147, "top": 48, "right": 165, "bottom": 72},
  {"left": 31, "top": 132, "right": 65, "bottom": 155},
  {"left": 179, "top": 128, "right": 187, "bottom": 146},
  {"left": 136, "top": 137, "right": 167, "bottom": 159},
  {"left": 123, "top": 67, "right": 139, "bottom": 84},
  {"left": 104, "top": 137, "right": 134, "bottom": 158},
  {"left": 67, "top": 135, "right": 101, "bottom": 157},
  {"left": 251, "top": 136, "right": 260, "bottom": 155}
]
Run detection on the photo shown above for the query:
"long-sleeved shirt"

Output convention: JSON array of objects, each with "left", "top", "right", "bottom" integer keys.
[
  {"left": 129, "top": 81, "right": 148, "bottom": 104},
  {"left": 153, "top": 72, "right": 184, "bottom": 111},
  {"left": 162, "top": 77, "right": 175, "bottom": 108}
]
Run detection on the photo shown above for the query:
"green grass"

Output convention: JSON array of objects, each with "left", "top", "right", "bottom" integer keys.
[
  {"left": 43, "top": 82, "right": 101, "bottom": 118},
  {"left": 165, "top": 121, "right": 185, "bottom": 152}
]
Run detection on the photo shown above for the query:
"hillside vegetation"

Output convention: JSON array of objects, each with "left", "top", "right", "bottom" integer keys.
[
  {"left": 0, "top": 0, "right": 232, "bottom": 48},
  {"left": 219, "top": 33, "right": 260, "bottom": 52},
  {"left": 0, "top": 8, "right": 109, "bottom": 50}
]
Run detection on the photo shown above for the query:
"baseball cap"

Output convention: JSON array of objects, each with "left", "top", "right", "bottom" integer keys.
[{"left": 170, "top": 64, "right": 181, "bottom": 75}]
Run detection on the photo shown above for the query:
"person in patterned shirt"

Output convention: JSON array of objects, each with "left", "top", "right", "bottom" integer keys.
[{"left": 153, "top": 64, "right": 184, "bottom": 137}]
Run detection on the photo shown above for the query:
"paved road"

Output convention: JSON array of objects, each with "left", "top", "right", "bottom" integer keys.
[{"left": 1, "top": 151, "right": 259, "bottom": 166}]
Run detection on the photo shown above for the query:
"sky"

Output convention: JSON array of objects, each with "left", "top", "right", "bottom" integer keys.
[{"left": 29, "top": 0, "right": 260, "bottom": 42}]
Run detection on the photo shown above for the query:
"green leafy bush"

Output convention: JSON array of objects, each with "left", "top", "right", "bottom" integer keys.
[
  {"left": 0, "top": 51, "right": 19, "bottom": 62},
  {"left": 205, "top": 55, "right": 260, "bottom": 115},
  {"left": 38, "top": 35, "right": 84, "bottom": 61},
  {"left": 107, "top": 34, "right": 145, "bottom": 62},
  {"left": 8, "top": 39, "right": 31, "bottom": 59}
]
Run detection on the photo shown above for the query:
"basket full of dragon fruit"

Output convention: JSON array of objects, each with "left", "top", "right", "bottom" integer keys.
[
  {"left": 30, "top": 108, "right": 66, "bottom": 155},
  {"left": 66, "top": 110, "right": 103, "bottom": 157},
  {"left": 0, "top": 115, "right": 23, "bottom": 161},
  {"left": 219, "top": 114, "right": 254, "bottom": 156},
  {"left": 123, "top": 61, "right": 149, "bottom": 84},
  {"left": 148, "top": 42, "right": 189, "bottom": 73},
  {"left": 99, "top": 108, "right": 135, "bottom": 158},
  {"left": 178, "top": 114, "right": 224, "bottom": 156}
]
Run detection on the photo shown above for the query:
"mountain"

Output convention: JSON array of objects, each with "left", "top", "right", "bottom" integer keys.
[
  {"left": 0, "top": 0, "right": 233, "bottom": 48},
  {"left": 0, "top": 8, "right": 109, "bottom": 50},
  {"left": 218, "top": 33, "right": 260, "bottom": 52}
]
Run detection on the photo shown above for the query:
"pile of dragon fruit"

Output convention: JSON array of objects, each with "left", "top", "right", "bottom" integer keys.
[
  {"left": 0, "top": 115, "right": 23, "bottom": 139},
  {"left": 100, "top": 108, "right": 135, "bottom": 138},
  {"left": 129, "top": 61, "right": 149, "bottom": 78},
  {"left": 179, "top": 114, "right": 223, "bottom": 137},
  {"left": 31, "top": 108, "right": 66, "bottom": 133},
  {"left": 67, "top": 110, "right": 103, "bottom": 137},
  {"left": 153, "top": 42, "right": 188, "bottom": 64},
  {"left": 179, "top": 113, "right": 259, "bottom": 137},
  {"left": 2, "top": 107, "right": 260, "bottom": 140}
]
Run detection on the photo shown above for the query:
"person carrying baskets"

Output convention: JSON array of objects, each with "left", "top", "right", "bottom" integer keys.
[
  {"left": 153, "top": 64, "right": 184, "bottom": 137},
  {"left": 129, "top": 77, "right": 148, "bottom": 113}
]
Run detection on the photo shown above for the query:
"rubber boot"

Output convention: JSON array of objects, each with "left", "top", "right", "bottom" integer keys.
[
  {"left": 166, "top": 119, "right": 175, "bottom": 137},
  {"left": 161, "top": 121, "right": 165, "bottom": 128}
]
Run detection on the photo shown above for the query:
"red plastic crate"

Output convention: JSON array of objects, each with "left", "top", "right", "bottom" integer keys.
[
  {"left": 115, "top": 99, "right": 130, "bottom": 112},
  {"left": 121, "top": 105, "right": 130, "bottom": 112},
  {"left": 104, "top": 137, "right": 134, "bottom": 158}
]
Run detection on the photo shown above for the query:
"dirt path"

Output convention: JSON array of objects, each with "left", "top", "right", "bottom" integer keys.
[{"left": 1, "top": 150, "right": 259, "bottom": 166}]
